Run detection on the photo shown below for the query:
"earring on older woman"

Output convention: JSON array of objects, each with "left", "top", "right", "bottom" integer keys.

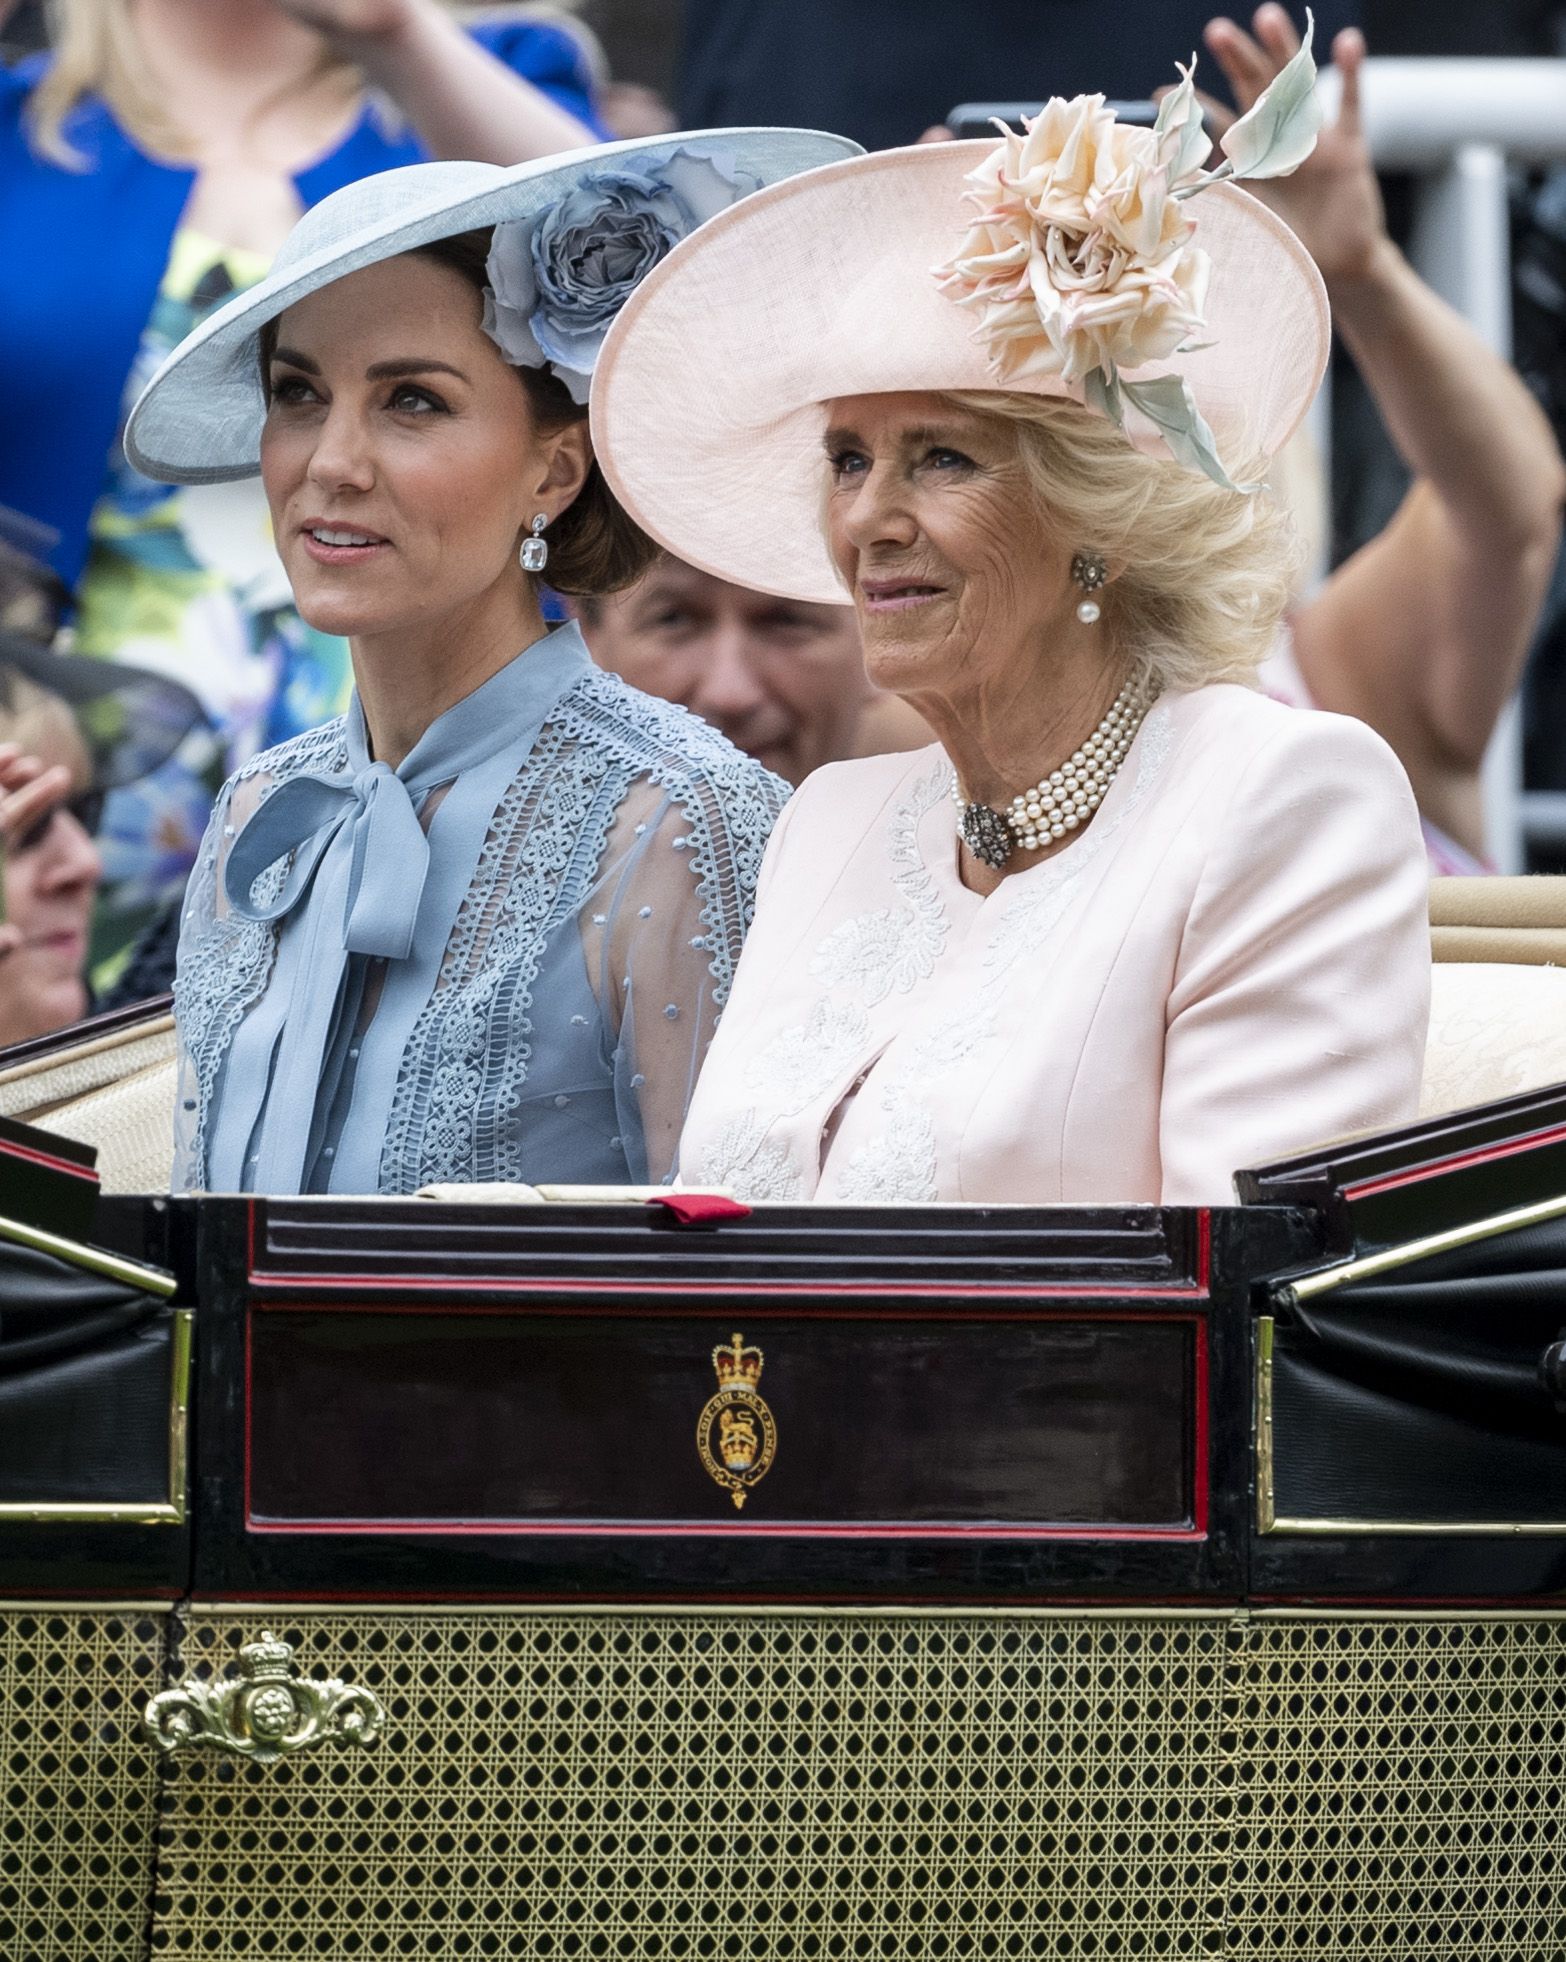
[
  {"left": 521, "top": 513, "right": 549, "bottom": 574},
  {"left": 1071, "top": 551, "right": 1107, "bottom": 624}
]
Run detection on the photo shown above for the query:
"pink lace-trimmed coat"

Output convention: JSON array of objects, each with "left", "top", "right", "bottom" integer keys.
[{"left": 678, "top": 683, "right": 1431, "bottom": 1207}]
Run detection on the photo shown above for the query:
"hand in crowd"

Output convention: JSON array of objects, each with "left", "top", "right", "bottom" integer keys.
[
  {"left": 1199, "top": 7, "right": 1383, "bottom": 288},
  {"left": 266, "top": 0, "right": 421, "bottom": 42},
  {"left": 0, "top": 742, "right": 73, "bottom": 960}
]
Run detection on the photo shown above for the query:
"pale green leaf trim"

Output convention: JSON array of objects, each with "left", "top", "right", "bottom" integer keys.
[
  {"left": 1083, "top": 364, "right": 1125, "bottom": 427},
  {"left": 1154, "top": 57, "right": 1213, "bottom": 186},
  {"left": 1119, "top": 374, "right": 1260, "bottom": 494},
  {"left": 1218, "top": 7, "right": 1323, "bottom": 181}
]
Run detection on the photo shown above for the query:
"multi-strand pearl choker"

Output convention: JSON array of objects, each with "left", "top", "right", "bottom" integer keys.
[{"left": 951, "top": 673, "right": 1159, "bottom": 870}]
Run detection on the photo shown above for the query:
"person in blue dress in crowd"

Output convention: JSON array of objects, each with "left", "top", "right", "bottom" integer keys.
[
  {"left": 123, "top": 127, "right": 857, "bottom": 1194},
  {"left": 0, "top": 0, "right": 605, "bottom": 978}
]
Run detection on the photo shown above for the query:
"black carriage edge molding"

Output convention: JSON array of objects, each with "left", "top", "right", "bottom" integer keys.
[
  {"left": 172, "top": 1195, "right": 1297, "bottom": 1603},
  {"left": 1238, "top": 1076, "right": 1566, "bottom": 1258},
  {"left": 0, "top": 1110, "right": 99, "bottom": 1241}
]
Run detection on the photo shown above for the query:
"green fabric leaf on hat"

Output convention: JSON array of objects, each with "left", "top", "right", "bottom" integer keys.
[
  {"left": 1120, "top": 375, "right": 1260, "bottom": 494},
  {"left": 1154, "top": 58, "right": 1213, "bottom": 186},
  {"left": 1083, "top": 364, "right": 1126, "bottom": 428},
  {"left": 1219, "top": 8, "right": 1324, "bottom": 181}
]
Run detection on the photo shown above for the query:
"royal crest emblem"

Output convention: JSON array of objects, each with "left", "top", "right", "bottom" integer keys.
[{"left": 697, "top": 1332, "right": 777, "bottom": 1510}]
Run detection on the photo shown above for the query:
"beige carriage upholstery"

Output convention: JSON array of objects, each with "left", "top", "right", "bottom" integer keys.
[
  {"left": 0, "top": 1007, "right": 178, "bottom": 1194},
  {"left": 1420, "top": 878, "right": 1566, "bottom": 1119},
  {"left": 0, "top": 881, "right": 1563, "bottom": 1196}
]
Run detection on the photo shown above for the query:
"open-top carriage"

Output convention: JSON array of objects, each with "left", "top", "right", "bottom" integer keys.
[{"left": 5, "top": 950, "right": 1566, "bottom": 1960}]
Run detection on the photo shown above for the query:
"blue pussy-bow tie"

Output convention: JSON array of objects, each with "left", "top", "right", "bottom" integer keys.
[{"left": 223, "top": 759, "right": 432, "bottom": 962}]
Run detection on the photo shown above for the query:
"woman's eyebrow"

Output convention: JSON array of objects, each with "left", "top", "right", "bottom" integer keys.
[
  {"left": 267, "top": 350, "right": 469, "bottom": 383},
  {"left": 364, "top": 357, "right": 469, "bottom": 382},
  {"left": 822, "top": 422, "right": 972, "bottom": 451},
  {"left": 900, "top": 424, "right": 970, "bottom": 449}
]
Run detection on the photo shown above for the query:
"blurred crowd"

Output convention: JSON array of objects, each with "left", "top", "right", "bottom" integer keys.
[{"left": 0, "top": 0, "right": 1563, "bottom": 1052}]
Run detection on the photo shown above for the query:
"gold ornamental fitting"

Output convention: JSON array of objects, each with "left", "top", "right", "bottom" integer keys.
[
  {"left": 144, "top": 1630, "right": 385, "bottom": 1763},
  {"left": 697, "top": 1332, "right": 777, "bottom": 1510}
]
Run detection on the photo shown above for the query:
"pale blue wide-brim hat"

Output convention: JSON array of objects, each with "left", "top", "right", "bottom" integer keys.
[{"left": 124, "top": 127, "right": 861, "bottom": 487}]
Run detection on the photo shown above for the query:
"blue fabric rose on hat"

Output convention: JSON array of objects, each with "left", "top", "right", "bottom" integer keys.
[{"left": 483, "top": 145, "right": 760, "bottom": 404}]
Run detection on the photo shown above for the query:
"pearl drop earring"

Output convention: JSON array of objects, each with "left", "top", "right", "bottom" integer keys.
[
  {"left": 1071, "top": 550, "right": 1107, "bottom": 624},
  {"left": 521, "top": 512, "right": 549, "bottom": 574}
]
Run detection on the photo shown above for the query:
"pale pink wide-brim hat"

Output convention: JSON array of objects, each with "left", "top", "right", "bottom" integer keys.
[{"left": 591, "top": 141, "right": 1330, "bottom": 605}]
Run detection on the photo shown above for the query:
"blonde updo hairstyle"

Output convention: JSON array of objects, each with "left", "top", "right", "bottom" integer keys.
[{"left": 943, "top": 391, "right": 1301, "bottom": 696}]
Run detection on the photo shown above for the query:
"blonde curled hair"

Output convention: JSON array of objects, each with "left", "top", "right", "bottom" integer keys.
[{"left": 944, "top": 390, "right": 1301, "bottom": 698}]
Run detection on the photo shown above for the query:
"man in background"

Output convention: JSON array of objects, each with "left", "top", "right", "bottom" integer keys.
[{"left": 577, "top": 555, "right": 926, "bottom": 786}]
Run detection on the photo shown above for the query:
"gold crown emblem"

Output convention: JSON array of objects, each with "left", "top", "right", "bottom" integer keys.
[
  {"left": 712, "top": 1332, "right": 763, "bottom": 1391},
  {"left": 718, "top": 1406, "right": 759, "bottom": 1473},
  {"left": 238, "top": 1632, "right": 295, "bottom": 1682}
]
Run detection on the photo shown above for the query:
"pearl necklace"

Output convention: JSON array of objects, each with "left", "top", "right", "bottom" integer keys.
[{"left": 951, "top": 673, "right": 1159, "bottom": 870}]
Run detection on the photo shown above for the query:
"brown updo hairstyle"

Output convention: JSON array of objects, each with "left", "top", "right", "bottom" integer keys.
[{"left": 257, "top": 227, "right": 656, "bottom": 599}]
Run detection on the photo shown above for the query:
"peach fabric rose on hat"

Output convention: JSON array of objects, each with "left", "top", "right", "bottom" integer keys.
[
  {"left": 939, "top": 97, "right": 1211, "bottom": 388},
  {"left": 934, "top": 13, "right": 1324, "bottom": 490}
]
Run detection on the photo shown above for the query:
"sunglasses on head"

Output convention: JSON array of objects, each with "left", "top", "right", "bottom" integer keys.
[{"left": 9, "top": 786, "right": 105, "bottom": 855}]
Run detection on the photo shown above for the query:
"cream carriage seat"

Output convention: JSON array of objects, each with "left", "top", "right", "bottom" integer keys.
[
  {"left": 1420, "top": 877, "right": 1566, "bottom": 1119},
  {"left": 2, "top": 879, "right": 1565, "bottom": 1195},
  {"left": 0, "top": 1001, "right": 178, "bottom": 1194}
]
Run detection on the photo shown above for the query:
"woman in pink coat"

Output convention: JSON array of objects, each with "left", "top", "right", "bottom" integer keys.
[{"left": 592, "top": 41, "right": 1431, "bottom": 1205}]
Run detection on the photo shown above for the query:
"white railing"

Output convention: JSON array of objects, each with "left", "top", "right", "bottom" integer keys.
[{"left": 1323, "top": 58, "right": 1566, "bottom": 871}]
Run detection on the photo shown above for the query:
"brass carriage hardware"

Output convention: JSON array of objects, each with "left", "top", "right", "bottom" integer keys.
[
  {"left": 1254, "top": 1317, "right": 1566, "bottom": 1536},
  {"left": 697, "top": 1332, "right": 777, "bottom": 1510},
  {"left": 144, "top": 1630, "right": 385, "bottom": 1762},
  {"left": 0, "top": 1209, "right": 176, "bottom": 1296},
  {"left": 1271, "top": 1188, "right": 1566, "bottom": 1308}
]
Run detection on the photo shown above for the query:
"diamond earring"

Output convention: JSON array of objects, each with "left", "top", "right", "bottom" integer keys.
[
  {"left": 1071, "top": 550, "right": 1107, "bottom": 624},
  {"left": 521, "top": 513, "right": 549, "bottom": 574}
]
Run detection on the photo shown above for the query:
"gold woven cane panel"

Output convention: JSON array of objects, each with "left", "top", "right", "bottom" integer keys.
[
  {"left": 0, "top": 1609, "right": 166, "bottom": 1962},
  {"left": 152, "top": 1611, "right": 1566, "bottom": 1959}
]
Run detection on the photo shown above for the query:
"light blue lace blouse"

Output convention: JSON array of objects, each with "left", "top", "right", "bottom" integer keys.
[{"left": 171, "top": 622, "right": 788, "bottom": 1194}]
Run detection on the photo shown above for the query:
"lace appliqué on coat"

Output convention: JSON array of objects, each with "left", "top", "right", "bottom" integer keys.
[
  {"left": 743, "top": 998, "right": 871, "bottom": 1116},
  {"left": 831, "top": 714, "right": 1175, "bottom": 1203},
  {"left": 832, "top": 1100, "right": 938, "bottom": 1204},
  {"left": 692, "top": 1108, "right": 805, "bottom": 1202},
  {"left": 708, "top": 762, "right": 951, "bottom": 1199},
  {"left": 810, "top": 761, "right": 950, "bottom": 1003}
]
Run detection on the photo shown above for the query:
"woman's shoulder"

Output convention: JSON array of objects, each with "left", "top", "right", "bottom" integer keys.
[
  {"left": 787, "top": 743, "right": 948, "bottom": 820},
  {"left": 1165, "top": 684, "right": 1421, "bottom": 876},
  {"left": 224, "top": 716, "right": 349, "bottom": 801},
  {"left": 567, "top": 666, "right": 788, "bottom": 812},
  {"left": 0, "top": 52, "right": 127, "bottom": 162},
  {"left": 469, "top": 13, "right": 600, "bottom": 80},
  {"left": 754, "top": 746, "right": 949, "bottom": 872},
  {"left": 1168, "top": 680, "right": 1408, "bottom": 781}
]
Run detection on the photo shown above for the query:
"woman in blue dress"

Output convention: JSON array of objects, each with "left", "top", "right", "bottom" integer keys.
[
  {"left": 0, "top": 0, "right": 607, "bottom": 976},
  {"left": 123, "top": 129, "right": 858, "bottom": 1193}
]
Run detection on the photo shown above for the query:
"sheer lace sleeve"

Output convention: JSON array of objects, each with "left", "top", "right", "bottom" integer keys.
[
  {"left": 581, "top": 761, "right": 788, "bottom": 1183},
  {"left": 169, "top": 769, "right": 274, "bottom": 1193}
]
